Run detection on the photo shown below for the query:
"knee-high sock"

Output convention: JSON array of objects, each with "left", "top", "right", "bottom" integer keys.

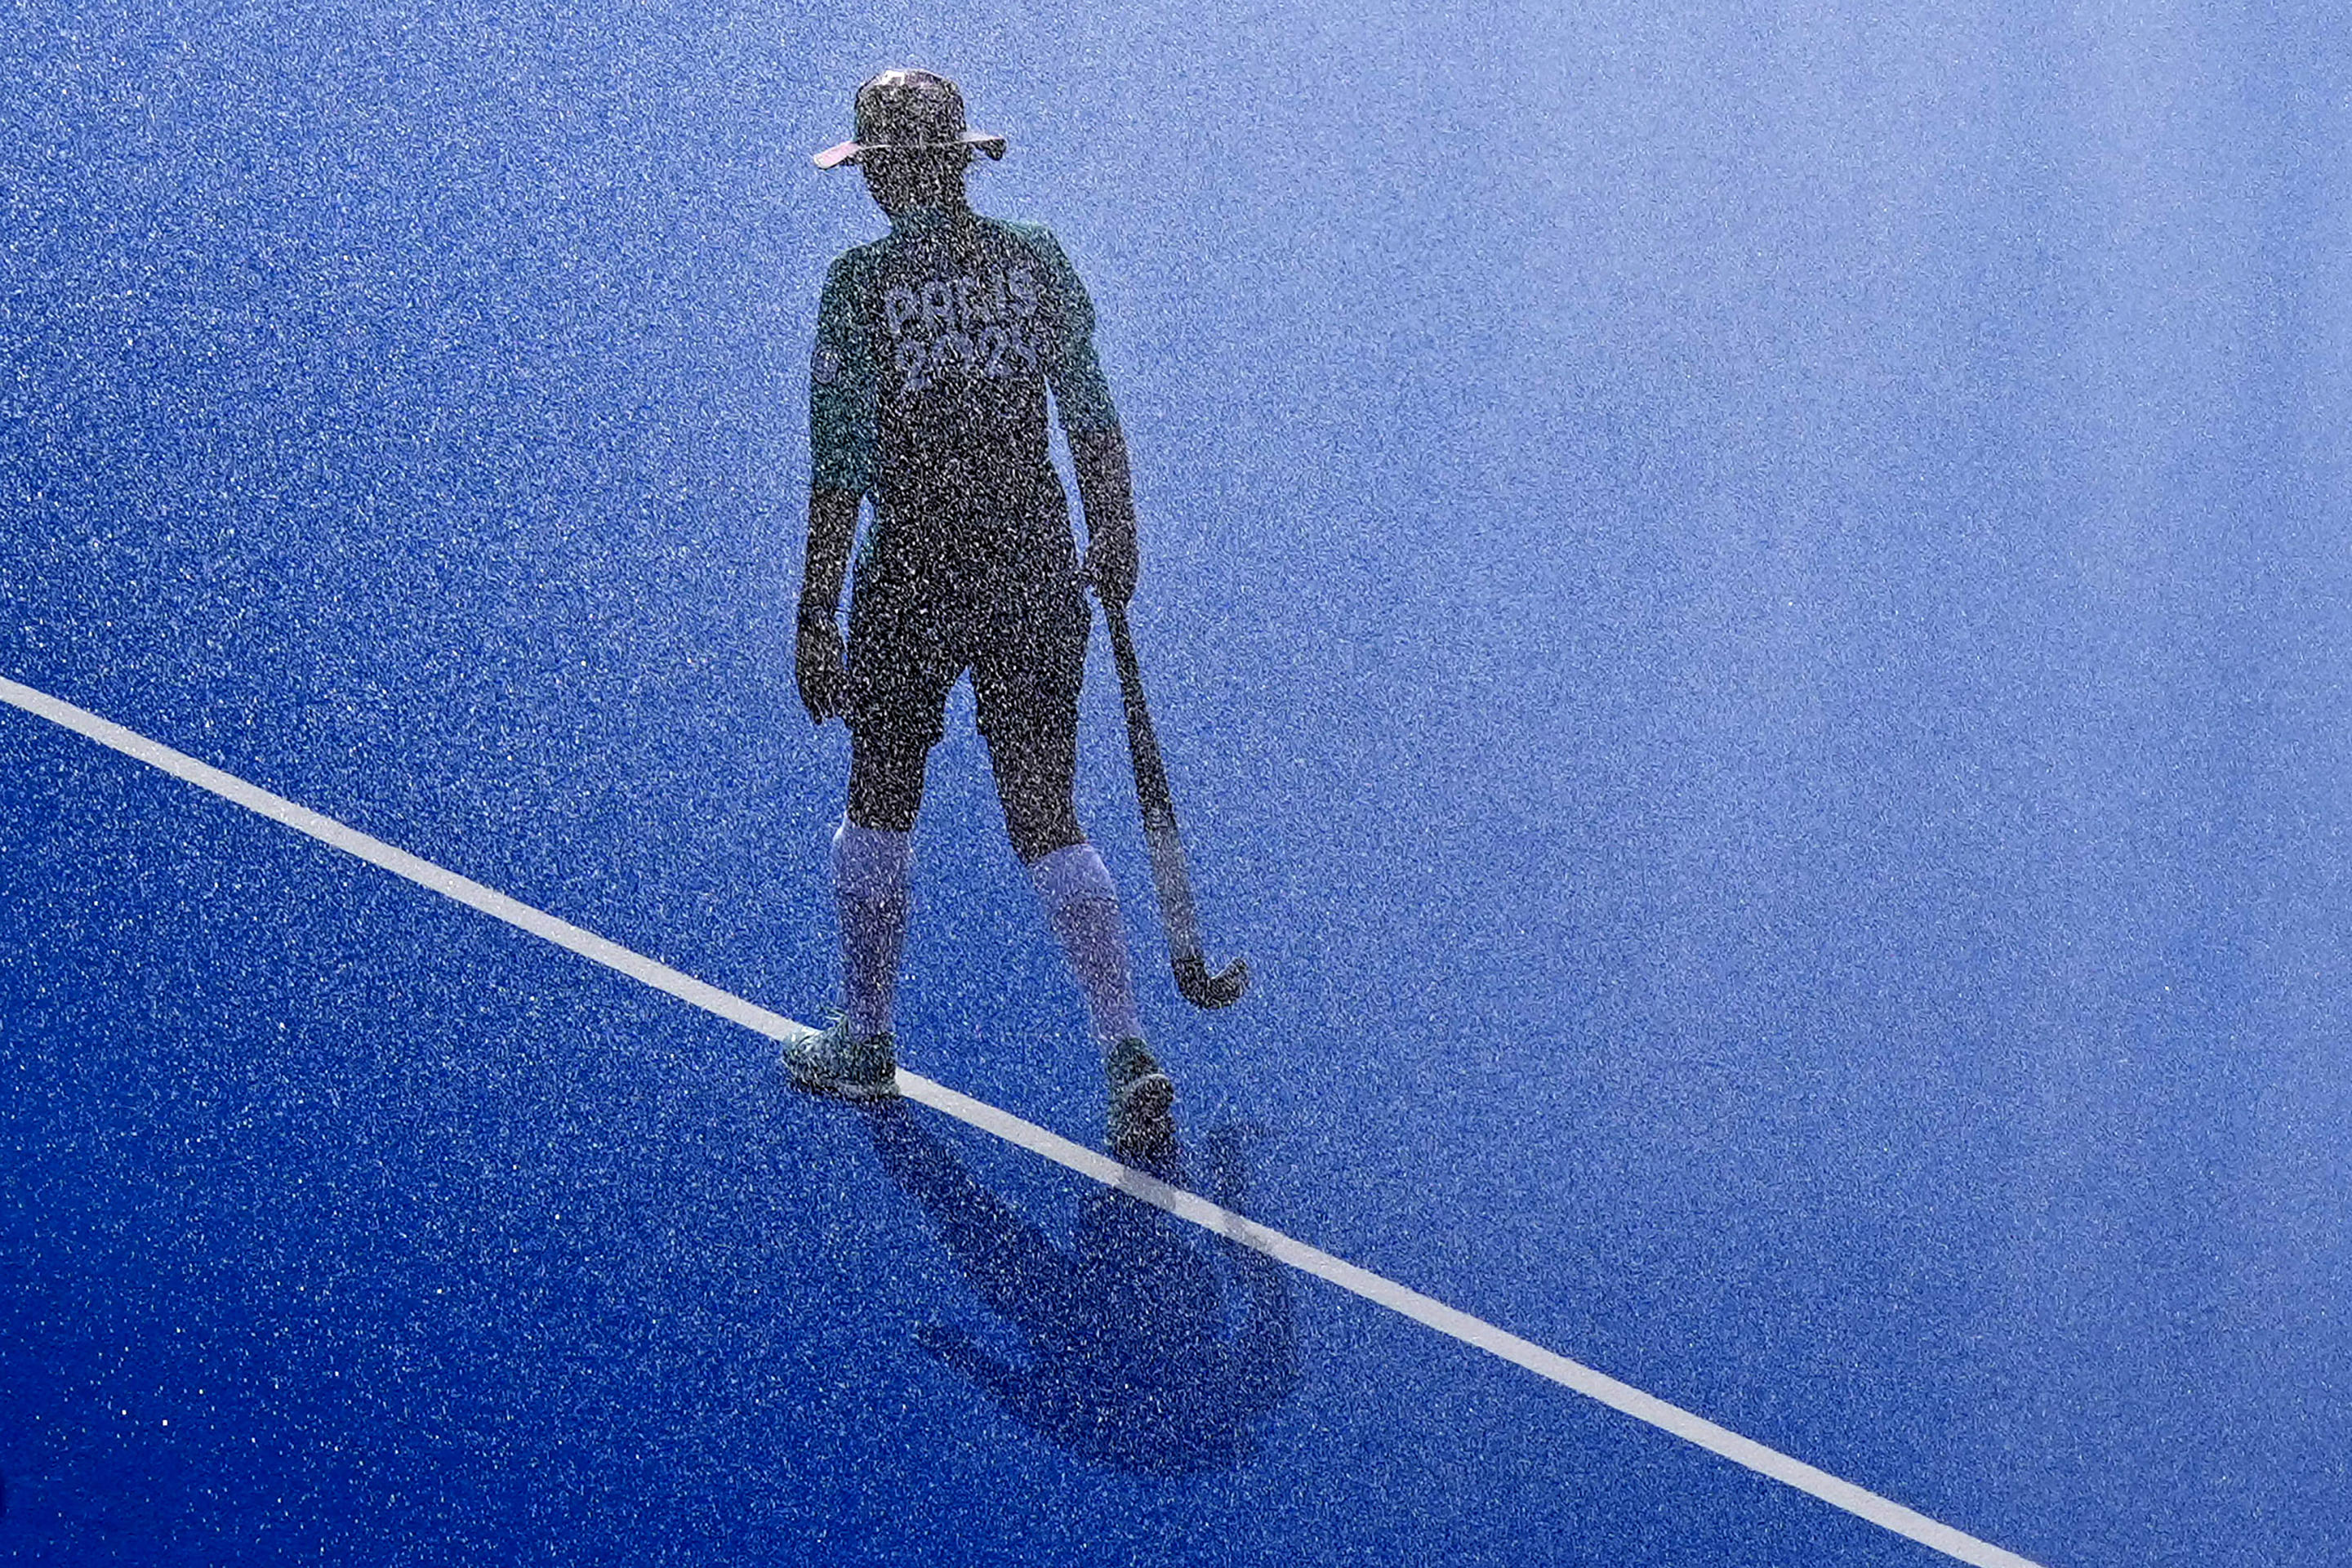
[
  {"left": 1028, "top": 842, "right": 1143, "bottom": 1048},
  {"left": 835, "top": 821, "right": 912, "bottom": 1040}
]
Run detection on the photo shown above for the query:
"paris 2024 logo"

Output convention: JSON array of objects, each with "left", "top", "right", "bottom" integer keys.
[{"left": 883, "top": 266, "right": 1045, "bottom": 396}]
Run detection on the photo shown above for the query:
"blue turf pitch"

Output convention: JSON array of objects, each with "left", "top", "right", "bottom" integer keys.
[{"left": 6, "top": 3, "right": 2351, "bottom": 1562}]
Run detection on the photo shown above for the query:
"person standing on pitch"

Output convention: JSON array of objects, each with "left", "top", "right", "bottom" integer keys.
[{"left": 785, "top": 69, "right": 1175, "bottom": 1156}]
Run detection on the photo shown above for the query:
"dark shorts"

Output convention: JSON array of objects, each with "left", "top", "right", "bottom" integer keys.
[{"left": 844, "top": 564, "right": 1090, "bottom": 755}]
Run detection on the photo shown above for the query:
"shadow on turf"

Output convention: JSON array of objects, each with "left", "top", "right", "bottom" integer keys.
[{"left": 864, "top": 1106, "right": 1298, "bottom": 1476}]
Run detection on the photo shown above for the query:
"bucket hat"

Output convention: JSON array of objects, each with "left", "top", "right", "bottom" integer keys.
[{"left": 813, "top": 69, "right": 1007, "bottom": 170}]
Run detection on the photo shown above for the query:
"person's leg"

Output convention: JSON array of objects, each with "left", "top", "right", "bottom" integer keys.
[
  {"left": 991, "top": 726, "right": 1169, "bottom": 1152},
  {"left": 1023, "top": 827, "right": 1143, "bottom": 1051},
  {"left": 785, "top": 581, "right": 951, "bottom": 1100},
  {"left": 835, "top": 737, "right": 928, "bottom": 1041},
  {"left": 978, "top": 630, "right": 1141, "bottom": 1053},
  {"left": 976, "top": 586, "right": 1172, "bottom": 1153}
]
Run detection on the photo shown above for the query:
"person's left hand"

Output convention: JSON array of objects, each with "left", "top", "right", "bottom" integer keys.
[{"left": 1085, "top": 525, "right": 1138, "bottom": 608}]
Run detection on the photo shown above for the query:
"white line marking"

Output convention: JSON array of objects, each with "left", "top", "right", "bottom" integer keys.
[{"left": 0, "top": 674, "right": 2046, "bottom": 1568}]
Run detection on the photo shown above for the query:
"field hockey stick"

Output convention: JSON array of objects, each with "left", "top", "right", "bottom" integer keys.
[{"left": 1102, "top": 602, "right": 1249, "bottom": 1010}]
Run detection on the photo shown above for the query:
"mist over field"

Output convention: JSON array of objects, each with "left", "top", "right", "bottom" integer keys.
[{"left": 2, "top": 4, "right": 2347, "bottom": 1563}]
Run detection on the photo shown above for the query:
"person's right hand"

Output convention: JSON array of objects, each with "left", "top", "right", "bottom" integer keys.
[
  {"left": 795, "top": 615, "right": 848, "bottom": 724},
  {"left": 1084, "top": 523, "right": 1138, "bottom": 610}
]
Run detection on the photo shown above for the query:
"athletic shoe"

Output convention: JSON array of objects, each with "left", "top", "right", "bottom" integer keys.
[
  {"left": 1106, "top": 1036, "right": 1176, "bottom": 1156},
  {"left": 783, "top": 1014, "right": 899, "bottom": 1102}
]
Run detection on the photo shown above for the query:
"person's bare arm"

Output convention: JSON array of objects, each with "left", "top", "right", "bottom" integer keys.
[
  {"left": 795, "top": 486, "right": 861, "bottom": 723},
  {"left": 1070, "top": 425, "right": 1137, "bottom": 608}
]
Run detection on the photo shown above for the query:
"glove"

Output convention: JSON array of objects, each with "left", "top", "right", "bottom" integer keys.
[{"left": 795, "top": 613, "right": 848, "bottom": 724}]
